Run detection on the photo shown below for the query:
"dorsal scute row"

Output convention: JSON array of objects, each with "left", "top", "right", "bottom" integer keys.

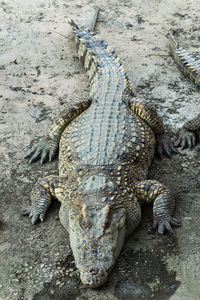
[
  {"left": 73, "top": 28, "right": 127, "bottom": 83},
  {"left": 176, "top": 47, "right": 200, "bottom": 85},
  {"left": 169, "top": 32, "right": 200, "bottom": 87}
]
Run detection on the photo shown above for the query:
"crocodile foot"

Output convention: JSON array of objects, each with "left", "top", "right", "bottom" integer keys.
[
  {"left": 25, "top": 137, "right": 58, "bottom": 164},
  {"left": 21, "top": 207, "right": 39, "bottom": 224},
  {"left": 21, "top": 199, "right": 49, "bottom": 224},
  {"left": 175, "top": 128, "right": 196, "bottom": 149},
  {"left": 156, "top": 133, "right": 178, "bottom": 159},
  {"left": 22, "top": 206, "right": 42, "bottom": 224},
  {"left": 153, "top": 216, "right": 181, "bottom": 235}
]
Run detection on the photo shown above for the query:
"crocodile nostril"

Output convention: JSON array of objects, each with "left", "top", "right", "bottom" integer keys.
[{"left": 89, "top": 266, "right": 99, "bottom": 275}]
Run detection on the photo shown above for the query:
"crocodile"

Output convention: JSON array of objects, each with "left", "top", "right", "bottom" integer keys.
[
  {"left": 23, "top": 9, "right": 180, "bottom": 288},
  {"left": 169, "top": 31, "right": 200, "bottom": 149}
]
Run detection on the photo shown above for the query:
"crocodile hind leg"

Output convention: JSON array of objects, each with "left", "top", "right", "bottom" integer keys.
[
  {"left": 25, "top": 99, "right": 92, "bottom": 164},
  {"left": 176, "top": 113, "right": 200, "bottom": 149},
  {"left": 129, "top": 99, "right": 177, "bottom": 158},
  {"left": 22, "top": 175, "right": 66, "bottom": 224},
  {"left": 135, "top": 180, "right": 180, "bottom": 234}
]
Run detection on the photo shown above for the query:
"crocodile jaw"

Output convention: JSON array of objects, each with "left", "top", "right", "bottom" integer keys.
[
  {"left": 63, "top": 205, "right": 126, "bottom": 288},
  {"left": 71, "top": 223, "right": 125, "bottom": 288}
]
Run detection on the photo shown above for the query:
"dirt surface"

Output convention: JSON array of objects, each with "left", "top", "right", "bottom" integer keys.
[{"left": 0, "top": 0, "right": 200, "bottom": 299}]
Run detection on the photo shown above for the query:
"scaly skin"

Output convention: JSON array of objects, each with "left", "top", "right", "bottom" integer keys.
[
  {"left": 176, "top": 114, "right": 200, "bottom": 149},
  {"left": 169, "top": 31, "right": 200, "bottom": 148},
  {"left": 23, "top": 9, "right": 180, "bottom": 288},
  {"left": 169, "top": 31, "right": 200, "bottom": 87}
]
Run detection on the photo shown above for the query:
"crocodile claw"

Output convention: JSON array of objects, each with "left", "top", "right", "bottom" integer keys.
[
  {"left": 40, "top": 149, "right": 48, "bottom": 164},
  {"left": 31, "top": 214, "right": 45, "bottom": 224},
  {"left": 156, "top": 134, "right": 178, "bottom": 159},
  {"left": 153, "top": 217, "right": 181, "bottom": 235},
  {"left": 22, "top": 207, "right": 39, "bottom": 224},
  {"left": 25, "top": 137, "right": 58, "bottom": 164},
  {"left": 175, "top": 128, "right": 196, "bottom": 149},
  {"left": 31, "top": 215, "right": 39, "bottom": 224},
  {"left": 22, "top": 206, "right": 46, "bottom": 224}
]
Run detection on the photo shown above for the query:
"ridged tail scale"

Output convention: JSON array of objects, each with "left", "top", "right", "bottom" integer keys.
[
  {"left": 73, "top": 27, "right": 107, "bottom": 84},
  {"left": 169, "top": 32, "right": 200, "bottom": 87},
  {"left": 69, "top": 18, "right": 136, "bottom": 96}
]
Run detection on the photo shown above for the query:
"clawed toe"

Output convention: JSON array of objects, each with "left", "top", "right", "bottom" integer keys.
[
  {"left": 22, "top": 207, "right": 46, "bottom": 225},
  {"left": 176, "top": 129, "right": 196, "bottom": 150},
  {"left": 156, "top": 134, "right": 178, "bottom": 159},
  {"left": 40, "top": 149, "right": 49, "bottom": 164},
  {"left": 31, "top": 215, "right": 40, "bottom": 224},
  {"left": 25, "top": 137, "right": 58, "bottom": 164},
  {"left": 153, "top": 217, "right": 181, "bottom": 235}
]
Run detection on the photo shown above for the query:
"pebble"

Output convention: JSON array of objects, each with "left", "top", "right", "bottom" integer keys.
[{"left": 184, "top": 216, "right": 192, "bottom": 220}]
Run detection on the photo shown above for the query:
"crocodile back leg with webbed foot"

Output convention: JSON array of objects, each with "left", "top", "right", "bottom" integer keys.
[{"left": 23, "top": 8, "right": 180, "bottom": 288}]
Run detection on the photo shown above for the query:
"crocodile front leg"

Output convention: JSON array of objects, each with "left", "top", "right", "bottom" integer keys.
[
  {"left": 25, "top": 99, "right": 92, "bottom": 164},
  {"left": 135, "top": 180, "right": 180, "bottom": 234},
  {"left": 176, "top": 113, "right": 200, "bottom": 149},
  {"left": 129, "top": 99, "right": 177, "bottom": 158},
  {"left": 22, "top": 175, "right": 66, "bottom": 224}
]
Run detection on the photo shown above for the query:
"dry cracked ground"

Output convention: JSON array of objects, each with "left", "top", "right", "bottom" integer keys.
[{"left": 0, "top": 0, "right": 200, "bottom": 299}]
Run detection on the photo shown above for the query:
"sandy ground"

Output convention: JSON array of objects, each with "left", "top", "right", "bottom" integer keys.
[{"left": 0, "top": 0, "right": 200, "bottom": 299}]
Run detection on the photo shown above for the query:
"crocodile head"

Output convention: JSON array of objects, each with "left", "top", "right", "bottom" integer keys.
[{"left": 60, "top": 202, "right": 126, "bottom": 288}]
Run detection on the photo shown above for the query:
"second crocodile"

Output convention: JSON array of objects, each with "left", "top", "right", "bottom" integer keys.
[
  {"left": 23, "top": 9, "right": 180, "bottom": 288},
  {"left": 169, "top": 32, "right": 200, "bottom": 148}
]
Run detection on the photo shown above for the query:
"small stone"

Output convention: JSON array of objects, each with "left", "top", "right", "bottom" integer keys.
[{"left": 184, "top": 216, "right": 192, "bottom": 220}]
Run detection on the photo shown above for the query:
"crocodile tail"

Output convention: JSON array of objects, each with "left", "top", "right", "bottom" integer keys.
[
  {"left": 69, "top": 8, "right": 99, "bottom": 32},
  {"left": 168, "top": 31, "right": 178, "bottom": 53},
  {"left": 69, "top": 8, "right": 104, "bottom": 83},
  {"left": 169, "top": 30, "right": 200, "bottom": 87},
  {"left": 69, "top": 8, "right": 136, "bottom": 95}
]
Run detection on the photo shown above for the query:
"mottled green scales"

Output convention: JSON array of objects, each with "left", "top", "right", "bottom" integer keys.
[
  {"left": 169, "top": 31, "right": 200, "bottom": 149},
  {"left": 23, "top": 9, "right": 180, "bottom": 288}
]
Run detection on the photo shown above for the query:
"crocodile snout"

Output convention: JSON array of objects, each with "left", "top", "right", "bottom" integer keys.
[{"left": 81, "top": 266, "right": 108, "bottom": 288}]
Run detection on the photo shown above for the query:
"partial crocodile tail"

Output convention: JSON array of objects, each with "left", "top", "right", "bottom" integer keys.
[
  {"left": 169, "top": 30, "right": 200, "bottom": 87},
  {"left": 168, "top": 31, "right": 178, "bottom": 53},
  {"left": 69, "top": 8, "right": 136, "bottom": 96},
  {"left": 69, "top": 8, "right": 102, "bottom": 84},
  {"left": 69, "top": 7, "right": 99, "bottom": 32}
]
